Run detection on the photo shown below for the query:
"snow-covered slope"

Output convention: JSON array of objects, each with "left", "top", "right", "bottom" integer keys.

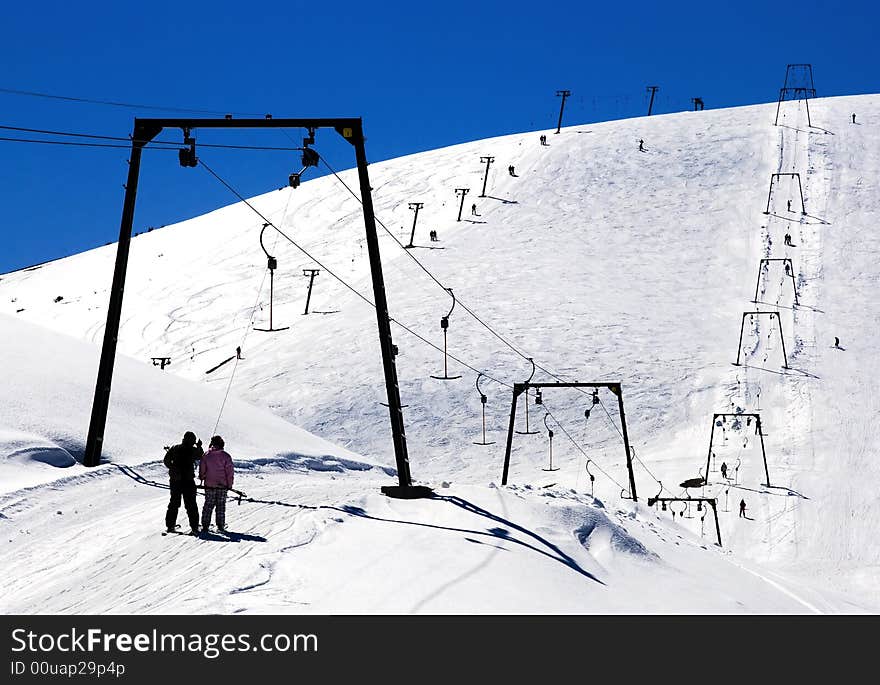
[
  {"left": 2, "top": 94, "right": 879, "bottom": 612},
  {"left": 0, "top": 312, "right": 378, "bottom": 493}
]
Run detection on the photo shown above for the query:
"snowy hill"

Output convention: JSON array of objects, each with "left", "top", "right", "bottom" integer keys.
[{"left": 1, "top": 94, "right": 879, "bottom": 613}]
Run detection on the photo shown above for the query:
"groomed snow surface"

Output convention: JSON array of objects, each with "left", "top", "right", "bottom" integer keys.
[{"left": 1, "top": 94, "right": 878, "bottom": 613}]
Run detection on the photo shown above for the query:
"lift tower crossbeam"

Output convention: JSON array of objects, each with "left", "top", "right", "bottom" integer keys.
[{"left": 83, "top": 117, "right": 423, "bottom": 498}]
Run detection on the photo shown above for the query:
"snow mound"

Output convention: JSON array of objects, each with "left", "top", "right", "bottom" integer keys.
[
  {"left": 0, "top": 430, "right": 77, "bottom": 468},
  {"left": 575, "top": 516, "right": 655, "bottom": 561}
]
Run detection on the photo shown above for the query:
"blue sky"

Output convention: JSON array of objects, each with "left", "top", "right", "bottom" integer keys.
[{"left": 0, "top": 0, "right": 875, "bottom": 273}]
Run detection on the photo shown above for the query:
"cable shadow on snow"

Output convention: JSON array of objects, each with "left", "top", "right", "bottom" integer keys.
[
  {"left": 752, "top": 300, "right": 825, "bottom": 314},
  {"left": 116, "top": 466, "right": 600, "bottom": 581},
  {"left": 726, "top": 483, "right": 810, "bottom": 500},
  {"left": 765, "top": 211, "right": 830, "bottom": 226},
  {"left": 777, "top": 123, "right": 835, "bottom": 136},
  {"left": 242, "top": 496, "right": 603, "bottom": 584},
  {"left": 738, "top": 363, "right": 821, "bottom": 380}
]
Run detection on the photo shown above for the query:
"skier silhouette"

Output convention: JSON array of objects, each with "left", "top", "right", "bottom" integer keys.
[
  {"left": 508, "top": 165, "right": 516, "bottom": 176},
  {"left": 784, "top": 262, "right": 792, "bottom": 276},
  {"left": 236, "top": 346, "right": 242, "bottom": 360},
  {"left": 638, "top": 139, "right": 645, "bottom": 152},
  {"left": 720, "top": 462, "right": 728, "bottom": 480},
  {"left": 834, "top": 336, "right": 841, "bottom": 349},
  {"left": 739, "top": 499, "right": 747, "bottom": 518},
  {"left": 787, "top": 199, "right": 792, "bottom": 212},
  {"left": 852, "top": 113, "right": 856, "bottom": 124},
  {"left": 784, "top": 233, "right": 794, "bottom": 247},
  {"left": 471, "top": 203, "right": 478, "bottom": 216}
]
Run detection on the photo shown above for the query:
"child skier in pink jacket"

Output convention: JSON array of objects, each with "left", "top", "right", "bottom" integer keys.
[{"left": 198, "top": 435, "right": 235, "bottom": 533}]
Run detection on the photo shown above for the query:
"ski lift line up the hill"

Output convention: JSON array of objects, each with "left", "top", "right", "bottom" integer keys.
[
  {"left": 502, "top": 381, "right": 638, "bottom": 501},
  {"left": 753, "top": 258, "right": 799, "bottom": 307},
  {"left": 734, "top": 311, "right": 789, "bottom": 369},
  {"left": 82, "top": 116, "right": 423, "bottom": 501},
  {"left": 773, "top": 64, "right": 817, "bottom": 127},
  {"left": 319, "top": 154, "right": 625, "bottom": 424},
  {"left": 202, "top": 155, "right": 525, "bottom": 442},
  {"left": 319, "top": 153, "right": 601, "bottom": 412},
  {"left": 704, "top": 413, "right": 771, "bottom": 488}
]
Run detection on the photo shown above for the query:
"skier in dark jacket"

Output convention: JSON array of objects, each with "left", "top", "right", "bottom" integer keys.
[
  {"left": 164, "top": 431, "right": 203, "bottom": 534},
  {"left": 739, "top": 499, "right": 747, "bottom": 518}
]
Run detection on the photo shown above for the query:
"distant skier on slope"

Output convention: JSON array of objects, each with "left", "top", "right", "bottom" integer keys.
[
  {"left": 787, "top": 199, "right": 792, "bottom": 212},
  {"left": 471, "top": 203, "right": 478, "bottom": 216},
  {"left": 784, "top": 233, "right": 794, "bottom": 247},
  {"left": 720, "top": 462, "right": 728, "bottom": 480},
  {"left": 199, "top": 435, "right": 235, "bottom": 534},
  {"left": 739, "top": 499, "right": 747, "bottom": 518},
  {"left": 852, "top": 113, "right": 856, "bottom": 124},
  {"left": 508, "top": 165, "right": 517, "bottom": 176},
  {"left": 638, "top": 139, "right": 645, "bottom": 152},
  {"left": 164, "top": 431, "right": 204, "bottom": 535}
]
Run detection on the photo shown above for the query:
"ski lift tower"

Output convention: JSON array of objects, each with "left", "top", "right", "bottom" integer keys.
[{"left": 83, "top": 116, "right": 428, "bottom": 499}]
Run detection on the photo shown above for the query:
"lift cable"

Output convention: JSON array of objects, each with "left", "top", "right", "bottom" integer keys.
[
  {"left": 198, "top": 156, "right": 510, "bottom": 389},
  {"left": 0, "top": 136, "right": 172, "bottom": 150},
  {"left": 593, "top": 394, "right": 668, "bottom": 493},
  {"left": 0, "top": 123, "right": 306, "bottom": 151},
  {"left": 317, "top": 154, "right": 586, "bottom": 385},
  {"left": 0, "top": 86, "right": 265, "bottom": 117},
  {"left": 193, "top": 154, "right": 629, "bottom": 500},
  {"left": 211, "top": 195, "right": 292, "bottom": 434},
  {"left": 316, "top": 149, "right": 664, "bottom": 490},
  {"left": 541, "top": 400, "right": 626, "bottom": 492}
]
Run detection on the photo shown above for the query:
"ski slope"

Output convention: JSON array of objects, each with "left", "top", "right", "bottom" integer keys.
[{"left": 1, "top": 94, "right": 878, "bottom": 613}]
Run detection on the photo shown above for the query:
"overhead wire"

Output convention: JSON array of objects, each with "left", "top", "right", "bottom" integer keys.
[
  {"left": 212, "top": 197, "right": 292, "bottom": 434},
  {"left": 0, "top": 86, "right": 264, "bottom": 116},
  {"left": 0, "top": 123, "right": 306, "bottom": 151},
  {"left": 541, "top": 401, "right": 626, "bottom": 493},
  {"left": 317, "top": 154, "right": 571, "bottom": 374},
  {"left": 316, "top": 148, "right": 667, "bottom": 490},
  {"left": 197, "top": 155, "right": 510, "bottom": 389}
]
